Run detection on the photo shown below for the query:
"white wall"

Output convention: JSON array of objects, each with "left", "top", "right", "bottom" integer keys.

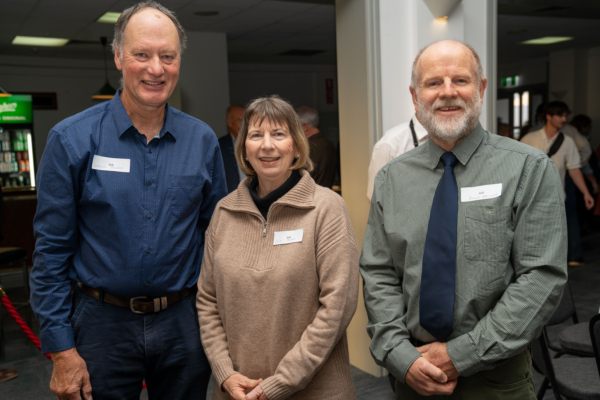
[
  {"left": 179, "top": 31, "right": 229, "bottom": 137},
  {"left": 229, "top": 63, "right": 337, "bottom": 111},
  {"left": 0, "top": 31, "right": 229, "bottom": 166},
  {"left": 0, "top": 55, "right": 122, "bottom": 166},
  {"left": 379, "top": 0, "right": 496, "bottom": 134}
]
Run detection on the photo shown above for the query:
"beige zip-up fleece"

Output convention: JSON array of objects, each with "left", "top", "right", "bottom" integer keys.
[{"left": 197, "top": 170, "right": 359, "bottom": 400}]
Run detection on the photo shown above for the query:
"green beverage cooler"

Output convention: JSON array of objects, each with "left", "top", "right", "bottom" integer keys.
[{"left": 0, "top": 94, "right": 36, "bottom": 190}]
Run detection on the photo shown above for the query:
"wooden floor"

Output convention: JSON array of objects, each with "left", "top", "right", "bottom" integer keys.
[{"left": 2, "top": 231, "right": 599, "bottom": 400}]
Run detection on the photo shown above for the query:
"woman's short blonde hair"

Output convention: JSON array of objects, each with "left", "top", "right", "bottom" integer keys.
[{"left": 235, "top": 95, "right": 313, "bottom": 177}]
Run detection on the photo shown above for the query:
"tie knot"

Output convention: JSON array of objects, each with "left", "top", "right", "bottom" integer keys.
[{"left": 441, "top": 152, "right": 458, "bottom": 168}]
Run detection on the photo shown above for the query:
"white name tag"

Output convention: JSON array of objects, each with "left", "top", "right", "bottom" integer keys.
[
  {"left": 273, "top": 229, "right": 303, "bottom": 246},
  {"left": 461, "top": 183, "right": 502, "bottom": 202},
  {"left": 92, "top": 155, "right": 130, "bottom": 173}
]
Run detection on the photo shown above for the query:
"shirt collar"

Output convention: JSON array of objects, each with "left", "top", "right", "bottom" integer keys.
[
  {"left": 427, "top": 122, "right": 485, "bottom": 169},
  {"left": 411, "top": 116, "right": 428, "bottom": 141},
  {"left": 111, "top": 89, "right": 176, "bottom": 141}
]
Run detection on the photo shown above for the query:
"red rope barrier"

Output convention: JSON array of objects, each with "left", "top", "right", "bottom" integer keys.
[
  {"left": 0, "top": 289, "right": 51, "bottom": 361},
  {"left": 0, "top": 287, "right": 147, "bottom": 389}
]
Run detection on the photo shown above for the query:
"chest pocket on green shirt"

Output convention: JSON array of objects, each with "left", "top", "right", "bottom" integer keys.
[{"left": 464, "top": 206, "right": 512, "bottom": 262}]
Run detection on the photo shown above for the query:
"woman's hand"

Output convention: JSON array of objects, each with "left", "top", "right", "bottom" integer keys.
[
  {"left": 222, "top": 374, "right": 262, "bottom": 400},
  {"left": 245, "top": 384, "right": 269, "bottom": 400}
]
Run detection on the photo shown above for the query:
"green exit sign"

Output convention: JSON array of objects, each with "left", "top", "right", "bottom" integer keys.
[
  {"left": 501, "top": 76, "right": 520, "bottom": 88},
  {"left": 0, "top": 95, "right": 33, "bottom": 124}
]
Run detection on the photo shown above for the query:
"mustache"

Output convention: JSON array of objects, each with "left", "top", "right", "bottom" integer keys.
[{"left": 429, "top": 97, "right": 468, "bottom": 111}]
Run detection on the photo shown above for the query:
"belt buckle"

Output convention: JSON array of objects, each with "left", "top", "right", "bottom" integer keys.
[{"left": 130, "top": 296, "right": 148, "bottom": 314}]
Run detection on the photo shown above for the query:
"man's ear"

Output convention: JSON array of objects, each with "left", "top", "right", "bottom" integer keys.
[
  {"left": 114, "top": 48, "right": 123, "bottom": 71},
  {"left": 409, "top": 86, "right": 419, "bottom": 113},
  {"left": 479, "top": 78, "right": 488, "bottom": 102}
]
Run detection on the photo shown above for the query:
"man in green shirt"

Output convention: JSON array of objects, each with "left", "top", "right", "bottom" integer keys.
[{"left": 360, "top": 40, "right": 567, "bottom": 399}]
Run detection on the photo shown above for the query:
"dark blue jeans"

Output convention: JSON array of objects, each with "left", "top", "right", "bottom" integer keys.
[
  {"left": 565, "top": 174, "right": 582, "bottom": 261},
  {"left": 71, "top": 286, "right": 211, "bottom": 400}
]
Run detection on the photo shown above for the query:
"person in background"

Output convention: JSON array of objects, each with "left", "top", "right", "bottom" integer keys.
[
  {"left": 30, "top": 2, "right": 227, "bottom": 399},
  {"left": 220, "top": 104, "right": 246, "bottom": 193},
  {"left": 527, "top": 102, "right": 547, "bottom": 133},
  {"left": 296, "top": 106, "right": 337, "bottom": 189},
  {"left": 361, "top": 40, "right": 567, "bottom": 399},
  {"left": 198, "top": 96, "right": 359, "bottom": 400},
  {"left": 366, "top": 115, "right": 428, "bottom": 200},
  {"left": 521, "top": 102, "right": 595, "bottom": 267}
]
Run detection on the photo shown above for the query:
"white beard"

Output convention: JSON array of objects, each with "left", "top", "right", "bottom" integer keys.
[{"left": 417, "top": 91, "right": 482, "bottom": 144}]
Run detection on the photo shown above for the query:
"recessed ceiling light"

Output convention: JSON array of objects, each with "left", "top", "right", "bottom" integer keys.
[
  {"left": 12, "top": 36, "right": 69, "bottom": 47},
  {"left": 194, "top": 11, "right": 219, "bottom": 16},
  {"left": 97, "top": 12, "right": 121, "bottom": 24},
  {"left": 521, "top": 36, "right": 573, "bottom": 45}
]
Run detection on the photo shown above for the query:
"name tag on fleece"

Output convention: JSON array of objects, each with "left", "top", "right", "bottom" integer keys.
[
  {"left": 461, "top": 183, "right": 502, "bottom": 202},
  {"left": 273, "top": 229, "right": 303, "bottom": 246},
  {"left": 92, "top": 155, "right": 130, "bottom": 173}
]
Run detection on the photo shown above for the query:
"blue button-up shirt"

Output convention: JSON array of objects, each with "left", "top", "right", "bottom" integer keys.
[{"left": 31, "top": 91, "right": 227, "bottom": 353}]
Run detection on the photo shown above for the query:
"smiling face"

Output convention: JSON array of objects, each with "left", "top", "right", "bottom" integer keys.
[
  {"left": 411, "top": 41, "right": 487, "bottom": 145},
  {"left": 114, "top": 8, "right": 180, "bottom": 110},
  {"left": 245, "top": 117, "right": 297, "bottom": 194}
]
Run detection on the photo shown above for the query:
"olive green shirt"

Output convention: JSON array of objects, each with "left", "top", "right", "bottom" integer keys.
[{"left": 360, "top": 123, "right": 567, "bottom": 383}]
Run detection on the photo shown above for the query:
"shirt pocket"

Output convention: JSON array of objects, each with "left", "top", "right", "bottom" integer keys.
[
  {"left": 169, "top": 175, "right": 204, "bottom": 218},
  {"left": 464, "top": 206, "right": 512, "bottom": 262}
]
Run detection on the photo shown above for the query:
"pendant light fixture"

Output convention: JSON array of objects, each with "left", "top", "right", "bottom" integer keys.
[
  {"left": 0, "top": 85, "right": 11, "bottom": 97},
  {"left": 92, "top": 36, "right": 116, "bottom": 100}
]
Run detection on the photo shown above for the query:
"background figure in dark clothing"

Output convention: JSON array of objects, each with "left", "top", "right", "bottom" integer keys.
[
  {"left": 219, "top": 104, "right": 245, "bottom": 193},
  {"left": 296, "top": 106, "right": 337, "bottom": 189}
]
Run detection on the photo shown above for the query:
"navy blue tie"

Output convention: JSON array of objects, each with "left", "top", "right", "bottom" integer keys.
[{"left": 420, "top": 152, "right": 458, "bottom": 342}]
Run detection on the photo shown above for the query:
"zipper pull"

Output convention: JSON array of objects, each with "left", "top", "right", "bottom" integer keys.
[{"left": 262, "top": 222, "right": 267, "bottom": 236}]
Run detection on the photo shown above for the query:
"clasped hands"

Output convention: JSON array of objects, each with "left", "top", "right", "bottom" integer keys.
[
  {"left": 405, "top": 342, "right": 460, "bottom": 396},
  {"left": 222, "top": 373, "right": 269, "bottom": 400}
]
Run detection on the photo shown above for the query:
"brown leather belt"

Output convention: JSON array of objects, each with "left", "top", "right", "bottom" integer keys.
[{"left": 78, "top": 282, "right": 194, "bottom": 314}]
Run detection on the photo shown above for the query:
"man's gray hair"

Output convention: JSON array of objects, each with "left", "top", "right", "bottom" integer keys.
[
  {"left": 410, "top": 40, "right": 484, "bottom": 92},
  {"left": 296, "top": 106, "right": 319, "bottom": 129},
  {"left": 112, "top": 0, "right": 187, "bottom": 57}
]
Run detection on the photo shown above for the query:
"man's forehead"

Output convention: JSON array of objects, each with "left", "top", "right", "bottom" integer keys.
[
  {"left": 125, "top": 8, "right": 178, "bottom": 40},
  {"left": 418, "top": 43, "right": 475, "bottom": 78}
]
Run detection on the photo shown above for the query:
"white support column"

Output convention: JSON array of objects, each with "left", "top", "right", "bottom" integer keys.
[{"left": 379, "top": 0, "right": 497, "bottom": 135}]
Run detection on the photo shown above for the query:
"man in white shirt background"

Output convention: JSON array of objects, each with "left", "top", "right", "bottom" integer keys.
[
  {"left": 521, "top": 101, "right": 595, "bottom": 266},
  {"left": 367, "top": 115, "right": 428, "bottom": 200}
]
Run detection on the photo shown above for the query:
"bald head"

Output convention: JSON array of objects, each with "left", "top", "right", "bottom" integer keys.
[{"left": 411, "top": 40, "right": 484, "bottom": 93}]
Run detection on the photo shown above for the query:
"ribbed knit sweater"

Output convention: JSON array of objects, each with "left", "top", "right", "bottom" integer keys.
[{"left": 197, "top": 170, "right": 359, "bottom": 400}]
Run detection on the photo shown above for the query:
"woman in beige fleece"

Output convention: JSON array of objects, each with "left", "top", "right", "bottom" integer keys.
[{"left": 197, "top": 96, "right": 359, "bottom": 400}]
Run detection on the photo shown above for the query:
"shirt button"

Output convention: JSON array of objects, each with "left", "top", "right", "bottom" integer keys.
[
  {"left": 148, "top": 214, "right": 152, "bottom": 219},
  {"left": 148, "top": 180, "right": 153, "bottom": 185},
  {"left": 145, "top": 281, "right": 149, "bottom": 286},
  {"left": 146, "top": 248, "right": 151, "bottom": 253},
  {"left": 149, "top": 149, "right": 153, "bottom": 153}
]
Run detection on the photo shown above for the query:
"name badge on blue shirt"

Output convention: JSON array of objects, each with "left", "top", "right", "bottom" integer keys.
[{"left": 92, "top": 155, "right": 130, "bottom": 173}]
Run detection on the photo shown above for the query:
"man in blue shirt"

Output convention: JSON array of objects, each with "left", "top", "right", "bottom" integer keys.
[{"left": 30, "top": 2, "right": 227, "bottom": 399}]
